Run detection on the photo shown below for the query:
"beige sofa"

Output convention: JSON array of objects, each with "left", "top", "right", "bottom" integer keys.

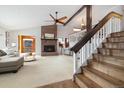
[{"left": 0, "top": 55, "right": 24, "bottom": 73}]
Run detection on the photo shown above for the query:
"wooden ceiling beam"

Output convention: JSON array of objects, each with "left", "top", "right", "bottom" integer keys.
[{"left": 64, "top": 5, "right": 87, "bottom": 26}]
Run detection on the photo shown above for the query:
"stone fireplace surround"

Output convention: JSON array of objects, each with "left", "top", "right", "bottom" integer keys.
[{"left": 41, "top": 25, "right": 58, "bottom": 56}]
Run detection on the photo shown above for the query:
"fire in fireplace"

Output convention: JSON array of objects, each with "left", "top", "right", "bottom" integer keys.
[{"left": 44, "top": 45, "right": 55, "bottom": 52}]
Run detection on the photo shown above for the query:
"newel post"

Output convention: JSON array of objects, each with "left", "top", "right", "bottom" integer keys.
[
  {"left": 73, "top": 52, "right": 77, "bottom": 74},
  {"left": 73, "top": 51, "right": 77, "bottom": 81}
]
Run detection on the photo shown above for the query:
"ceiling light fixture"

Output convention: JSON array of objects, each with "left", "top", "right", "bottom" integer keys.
[
  {"left": 73, "top": 28, "right": 81, "bottom": 32},
  {"left": 73, "top": 18, "right": 85, "bottom": 32}
]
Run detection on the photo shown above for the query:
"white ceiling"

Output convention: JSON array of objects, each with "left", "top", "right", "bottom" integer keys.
[{"left": 0, "top": 5, "right": 81, "bottom": 31}]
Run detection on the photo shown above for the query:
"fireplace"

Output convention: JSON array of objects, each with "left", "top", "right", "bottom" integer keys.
[
  {"left": 44, "top": 45, "right": 55, "bottom": 52},
  {"left": 41, "top": 25, "right": 58, "bottom": 56}
]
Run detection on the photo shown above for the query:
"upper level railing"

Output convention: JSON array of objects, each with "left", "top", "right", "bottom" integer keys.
[
  {"left": 71, "top": 11, "right": 123, "bottom": 75},
  {"left": 68, "top": 29, "right": 86, "bottom": 48}
]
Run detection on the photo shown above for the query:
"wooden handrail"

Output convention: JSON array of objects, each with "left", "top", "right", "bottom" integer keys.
[{"left": 70, "top": 11, "right": 123, "bottom": 53}]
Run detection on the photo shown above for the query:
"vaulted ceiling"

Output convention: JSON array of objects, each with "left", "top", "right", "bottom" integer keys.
[{"left": 0, "top": 5, "right": 81, "bottom": 31}]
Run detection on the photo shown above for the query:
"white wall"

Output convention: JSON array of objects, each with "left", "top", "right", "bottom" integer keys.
[
  {"left": 92, "top": 5, "right": 123, "bottom": 29},
  {"left": 9, "top": 27, "right": 41, "bottom": 55},
  {"left": 58, "top": 5, "right": 124, "bottom": 38},
  {"left": 0, "top": 28, "right": 6, "bottom": 49}
]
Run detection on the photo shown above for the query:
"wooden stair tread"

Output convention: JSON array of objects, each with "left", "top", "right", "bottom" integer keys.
[
  {"left": 93, "top": 53, "right": 124, "bottom": 67},
  {"left": 98, "top": 48, "right": 124, "bottom": 51},
  {"left": 93, "top": 53, "right": 124, "bottom": 61},
  {"left": 111, "top": 31, "right": 124, "bottom": 35},
  {"left": 107, "top": 41, "right": 124, "bottom": 43},
  {"left": 107, "top": 36, "right": 124, "bottom": 39},
  {"left": 111, "top": 31, "right": 124, "bottom": 36},
  {"left": 90, "top": 59, "right": 124, "bottom": 71},
  {"left": 88, "top": 60, "right": 124, "bottom": 82},
  {"left": 97, "top": 48, "right": 124, "bottom": 58},
  {"left": 109, "top": 36, "right": 124, "bottom": 38},
  {"left": 76, "top": 74, "right": 101, "bottom": 88},
  {"left": 84, "top": 67, "right": 124, "bottom": 87},
  {"left": 102, "top": 42, "right": 124, "bottom": 49},
  {"left": 103, "top": 42, "right": 124, "bottom": 44}
]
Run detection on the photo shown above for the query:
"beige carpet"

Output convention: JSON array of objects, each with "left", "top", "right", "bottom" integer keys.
[
  {"left": 0, "top": 55, "right": 73, "bottom": 88},
  {"left": 38, "top": 79, "right": 79, "bottom": 88}
]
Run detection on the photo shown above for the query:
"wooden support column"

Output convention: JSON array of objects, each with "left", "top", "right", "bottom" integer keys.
[{"left": 86, "top": 5, "right": 92, "bottom": 32}]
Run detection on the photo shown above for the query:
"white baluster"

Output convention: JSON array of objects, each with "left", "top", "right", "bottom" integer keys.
[
  {"left": 73, "top": 52, "right": 77, "bottom": 74},
  {"left": 118, "top": 19, "right": 121, "bottom": 31},
  {"left": 84, "top": 47, "right": 85, "bottom": 63},
  {"left": 82, "top": 47, "right": 84, "bottom": 64},
  {"left": 114, "top": 17, "right": 116, "bottom": 32},
  {"left": 80, "top": 48, "right": 82, "bottom": 65},
  {"left": 100, "top": 29, "right": 102, "bottom": 43},
  {"left": 111, "top": 17, "right": 114, "bottom": 32},
  {"left": 88, "top": 41, "right": 90, "bottom": 58},
  {"left": 92, "top": 36, "right": 95, "bottom": 52},
  {"left": 115, "top": 18, "right": 117, "bottom": 32},
  {"left": 94, "top": 33, "right": 97, "bottom": 49},
  {"left": 102, "top": 24, "right": 104, "bottom": 40},
  {"left": 105, "top": 23, "right": 108, "bottom": 38},
  {"left": 90, "top": 38, "right": 92, "bottom": 54},
  {"left": 117, "top": 18, "right": 119, "bottom": 32},
  {"left": 97, "top": 31, "right": 99, "bottom": 47},
  {"left": 109, "top": 18, "right": 112, "bottom": 34}
]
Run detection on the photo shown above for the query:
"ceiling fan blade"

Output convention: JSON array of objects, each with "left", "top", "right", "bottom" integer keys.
[
  {"left": 49, "top": 14, "right": 56, "bottom": 21},
  {"left": 45, "top": 20, "right": 54, "bottom": 22},
  {"left": 57, "top": 20, "right": 65, "bottom": 24},
  {"left": 58, "top": 16, "right": 67, "bottom": 21}
]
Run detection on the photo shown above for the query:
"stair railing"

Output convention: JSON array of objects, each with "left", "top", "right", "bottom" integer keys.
[{"left": 70, "top": 11, "right": 122, "bottom": 75}]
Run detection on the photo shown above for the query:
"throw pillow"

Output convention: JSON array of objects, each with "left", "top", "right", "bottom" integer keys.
[
  {"left": 0, "top": 52, "right": 3, "bottom": 56},
  {"left": 0, "top": 49, "right": 7, "bottom": 56}
]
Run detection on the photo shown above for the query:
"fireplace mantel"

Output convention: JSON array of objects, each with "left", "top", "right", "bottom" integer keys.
[{"left": 41, "top": 39, "right": 58, "bottom": 40}]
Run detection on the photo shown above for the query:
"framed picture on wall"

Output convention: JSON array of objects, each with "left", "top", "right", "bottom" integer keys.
[{"left": 45, "top": 33, "right": 55, "bottom": 39}]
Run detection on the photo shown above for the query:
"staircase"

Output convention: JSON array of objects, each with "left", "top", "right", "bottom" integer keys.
[
  {"left": 70, "top": 12, "right": 124, "bottom": 88},
  {"left": 75, "top": 31, "right": 124, "bottom": 88}
]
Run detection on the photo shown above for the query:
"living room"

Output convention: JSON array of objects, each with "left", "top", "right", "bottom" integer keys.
[
  {"left": 0, "top": 5, "right": 82, "bottom": 88},
  {"left": 0, "top": 4, "right": 124, "bottom": 88}
]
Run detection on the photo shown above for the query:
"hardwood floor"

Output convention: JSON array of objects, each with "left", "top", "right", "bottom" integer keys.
[{"left": 38, "top": 79, "right": 79, "bottom": 88}]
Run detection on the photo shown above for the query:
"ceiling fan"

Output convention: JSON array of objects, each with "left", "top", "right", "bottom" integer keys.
[{"left": 46, "top": 11, "right": 67, "bottom": 25}]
